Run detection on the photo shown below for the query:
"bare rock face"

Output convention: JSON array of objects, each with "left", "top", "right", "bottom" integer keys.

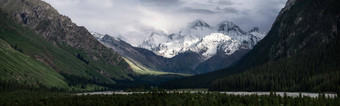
[{"left": 0, "top": 0, "right": 131, "bottom": 72}]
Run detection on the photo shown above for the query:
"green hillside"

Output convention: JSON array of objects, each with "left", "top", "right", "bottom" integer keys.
[
  {"left": 0, "top": 9, "right": 129, "bottom": 90},
  {"left": 0, "top": 38, "right": 68, "bottom": 88}
]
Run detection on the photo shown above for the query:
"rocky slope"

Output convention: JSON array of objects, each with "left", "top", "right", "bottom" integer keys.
[
  {"left": 0, "top": 0, "right": 133, "bottom": 89},
  {"left": 0, "top": 0, "right": 129, "bottom": 68}
]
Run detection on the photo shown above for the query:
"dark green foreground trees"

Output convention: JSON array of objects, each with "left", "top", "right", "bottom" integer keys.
[{"left": 0, "top": 91, "right": 339, "bottom": 106}]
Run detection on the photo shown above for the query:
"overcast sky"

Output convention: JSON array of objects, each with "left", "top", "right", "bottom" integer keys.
[{"left": 42, "top": 0, "right": 287, "bottom": 39}]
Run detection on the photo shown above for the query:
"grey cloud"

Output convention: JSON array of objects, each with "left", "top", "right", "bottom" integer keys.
[
  {"left": 183, "top": 6, "right": 239, "bottom": 15},
  {"left": 182, "top": 7, "right": 217, "bottom": 14},
  {"left": 42, "top": 0, "right": 287, "bottom": 40},
  {"left": 216, "top": 0, "right": 234, "bottom": 5},
  {"left": 141, "top": 0, "right": 182, "bottom": 6},
  {"left": 221, "top": 7, "right": 239, "bottom": 14}
]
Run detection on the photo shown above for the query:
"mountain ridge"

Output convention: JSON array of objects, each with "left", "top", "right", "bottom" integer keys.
[
  {"left": 0, "top": 0, "right": 136, "bottom": 90},
  {"left": 138, "top": 20, "right": 265, "bottom": 59},
  {"left": 92, "top": 19, "right": 265, "bottom": 74},
  {"left": 94, "top": 33, "right": 206, "bottom": 74},
  {"left": 0, "top": 0, "right": 130, "bottom": 70}
]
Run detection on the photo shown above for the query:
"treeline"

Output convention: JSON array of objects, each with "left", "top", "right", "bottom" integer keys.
[
  {"left": 60, "top": 72, "right": 162, "bottom": 90},
  {"left": 0, "top": 80, "right": 63, "bottom": 92},
  {"left": 59, "top": 72, "right": 119, "bottom": 91},
  {"left": 60, "top": 72, "right": 99, "bottom": 87},
  {"left": 0, "top": 92, "right": 339, "bottom": 105},
  {"left": 0, "top": 72, "right": 115, "bottom": 92},
  {"left": 209, "top": 51, "right": 340, "bottom": 92}
]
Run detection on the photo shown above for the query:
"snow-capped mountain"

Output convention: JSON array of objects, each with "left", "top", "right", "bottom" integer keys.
[
  {"left": 138, "top": 29, "right": 170, "bottom": 51},
  {"left": 92, "top": 33, "right": 206, "bottom": 74},
  {"left": 91, "top": 32, "right": 121, "bottom": 41},
  {"left": 91, "top": 19, "right": 266, "bottom": 74},
  {"left": 91, "top": 32, "right": 106, "bottom": 40},
  {"left": 138, "top": 19, "right": 266, "bottom": 59},
  {"left": 155, "top": 33, "right": 241, "bottom": 59}
]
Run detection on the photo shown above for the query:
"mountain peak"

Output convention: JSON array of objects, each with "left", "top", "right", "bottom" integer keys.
[
  {"left": 219, "top": 20, "right": 235, "bottom": 26},
  {"left": 91, "top": 32, "right": 105, "bottom": 40},
  {"left": 218, "top": 20, "right": 246, "bottom": 36},
  {"left": 249, "top": 27, "right": 260, "bottom": 33},
  {"left": 189, "top": 19, "right": 210, "bottom": 29}
]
